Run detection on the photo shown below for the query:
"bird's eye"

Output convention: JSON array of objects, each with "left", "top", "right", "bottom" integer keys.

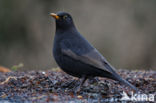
[{"left": 63, "top": 15, "right": 68, "bottom": 19}]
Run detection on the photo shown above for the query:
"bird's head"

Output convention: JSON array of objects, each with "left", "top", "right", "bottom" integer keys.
[{"left": 50, "top": 11, "right": 75, "bottom": 30}]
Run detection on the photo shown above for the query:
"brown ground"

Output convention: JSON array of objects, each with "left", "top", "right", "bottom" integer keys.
[{"left": 0, "top": 69, "right": 155, "bottom": 103}]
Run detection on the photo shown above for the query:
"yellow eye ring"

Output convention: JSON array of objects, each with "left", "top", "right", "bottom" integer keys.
[{"left": 63, "top": 15, "right": 68, "bottom": 19}]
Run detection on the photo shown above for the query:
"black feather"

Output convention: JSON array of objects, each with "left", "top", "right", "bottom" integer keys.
[{"left": 51, "top": 11, "right": 138, "bottom": 91}]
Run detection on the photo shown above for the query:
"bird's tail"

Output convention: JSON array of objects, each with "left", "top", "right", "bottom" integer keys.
[
  {"left": 113, "top": 73, "right": 138, "bottom": 92},
  {"left": 102, "top": 61, "right": 138, "bottom": 92}
]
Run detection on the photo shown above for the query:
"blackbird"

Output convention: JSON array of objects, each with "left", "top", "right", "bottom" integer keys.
[{"left": 50, "top": 11, "right": 138, "bottom": 91}]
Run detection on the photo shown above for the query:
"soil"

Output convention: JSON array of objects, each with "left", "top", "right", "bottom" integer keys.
[{"left": 0, "top": 69, "right": 155, "bottom": 103}]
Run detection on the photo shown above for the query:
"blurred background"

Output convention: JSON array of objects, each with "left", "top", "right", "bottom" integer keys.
[{"left": 0, "top": 0, "right": 155, "bottom": 71}]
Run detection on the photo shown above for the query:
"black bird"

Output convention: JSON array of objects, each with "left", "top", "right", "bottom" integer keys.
[{"left": 50, "top": 11, "right": 138, "bottom": 91}]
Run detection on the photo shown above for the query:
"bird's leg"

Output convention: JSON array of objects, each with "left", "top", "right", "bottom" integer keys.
[
  {"left": 79, "top": 76, "right": 87, "bottom": 88},
  {"left": 74, "top": 76, "right": 87, "bottom": 92}
]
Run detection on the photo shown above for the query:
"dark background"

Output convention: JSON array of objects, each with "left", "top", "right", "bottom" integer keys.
[{"left": 0, "top": 0, "right": 156, "bottom": 70}]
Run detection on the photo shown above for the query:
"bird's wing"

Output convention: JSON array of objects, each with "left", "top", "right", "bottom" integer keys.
[
  {"left": 62, "top": 48, "right": 139, "bottom": 91},
  {"left": 62, "top": 48, "right": 116, "bottom": 74}
]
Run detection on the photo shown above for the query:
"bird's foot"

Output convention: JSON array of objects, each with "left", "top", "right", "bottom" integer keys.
[
  {"left": 88, "top": 77, "right": 99, "bottom": 84},
  {"left": 73, "top": 85, "right": 81, "bottom": 94},
  {"left": 73, "top": 76, "right": 87, "bottom": 94},
  {"left": 61, "top": 79, "right": 77, "bottom": 89}
]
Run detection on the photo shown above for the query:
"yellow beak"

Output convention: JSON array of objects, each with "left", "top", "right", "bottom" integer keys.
[{"left": 50, "top": 13, "right": 59, "bottom": 20}]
